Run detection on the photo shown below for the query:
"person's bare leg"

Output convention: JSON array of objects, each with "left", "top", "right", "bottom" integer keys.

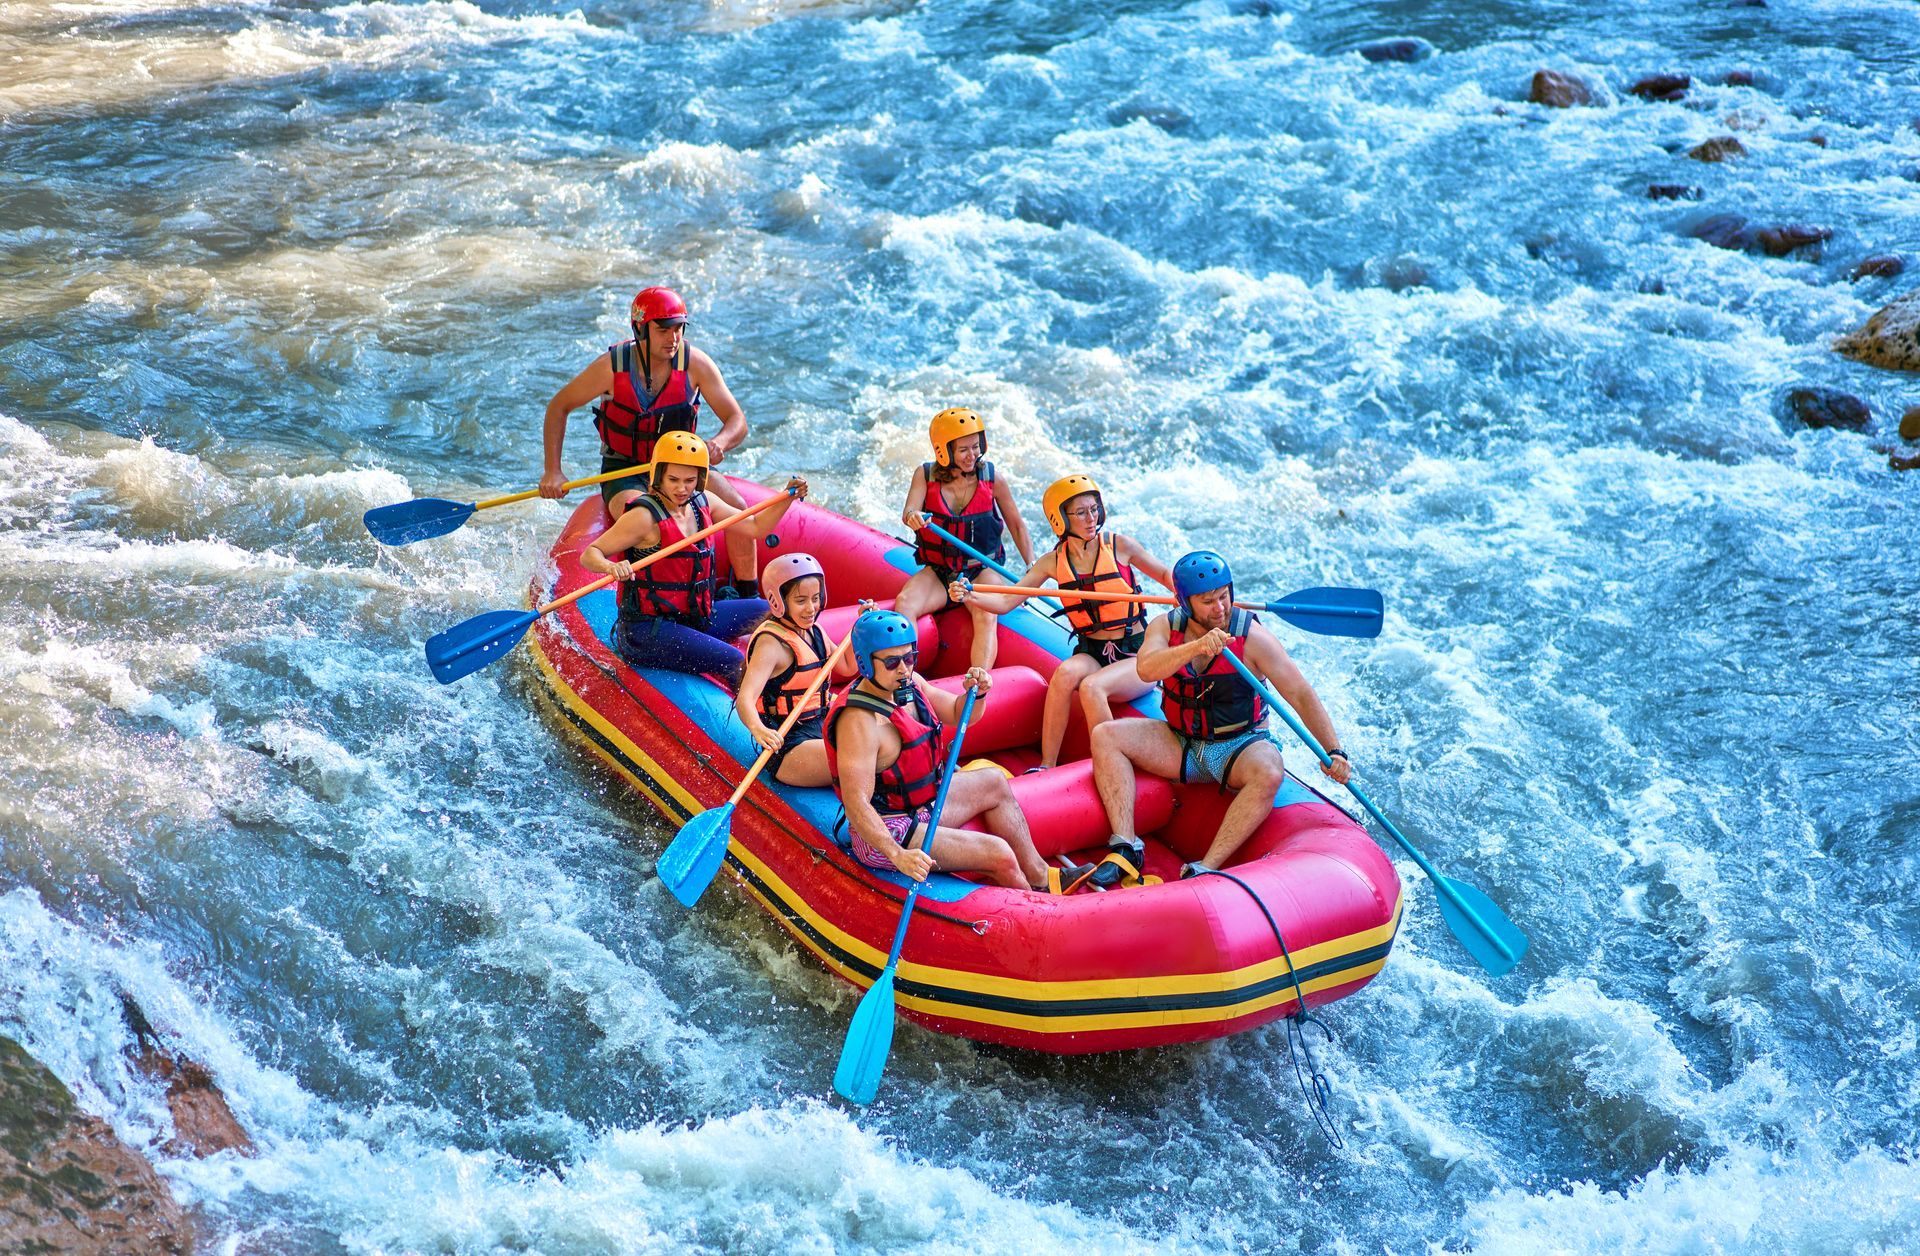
[
  {"left": 891, "top": 566, "right": 948, "bottom": 625},
  {"left": 921, "top": 826, "right": 1023, "bottom": 889},
  {"left": 1199, "top": 741, "right": 1286, "bottom": 869},
  {"left": 1039, "top": 653, "right": 1100, "bottom": 768},
  {"left": 1079, "top": 659, "right": 1153, "bottom": 736},
  {"left": 608, "top": 487, "right": 645, "bottom": 521},
  {"left": 1091, "top": 719, "right": 1184, "bottom": 843},
  {"left": 937, "top": 768, "right": 1045, "bottom": 887},
  {"left": 772, "top": 740, "right": 832, "bottom": 788},
  {"left": 967, "top": 603, "right": 999, "bottom": 672}
]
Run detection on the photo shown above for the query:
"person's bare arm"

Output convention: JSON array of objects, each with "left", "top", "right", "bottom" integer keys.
[
  {"left": 837, "top": 713, "right": 935, "bottom": 880},
  {"left": 991, "top": 473, "right": 1034, "bottom": 566},
  {"left": 580, "top": 508, "right": 660, "bottom": 576},
  {"left": 1246, "top": 620, "right": 1350, "bottom": 784},
  {"left": 1133, "top": 614, "right": 1219, "bottom": 684},
  {"left": 542, "top": 354, "right": 615, "bottom": 496},
  {"left": 735, "top": 635, "right": 791, "bottom": 753},
  {"left": 924, "top": 669, "right": 992, "bottom": 727},
  {"left": 902, "top": 463, "right": 931, "bottom": 533},
  {"left": 1114, "top": 532, "right": 1175, "bottom": 592},
  {"left": 687, "top": 348, "right": 747, "bottom": 464}
]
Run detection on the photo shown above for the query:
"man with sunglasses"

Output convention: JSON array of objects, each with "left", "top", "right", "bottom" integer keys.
[
  {"left": 538, "top": 285, "right": 757, "bottom": 587},
  {"left": 825, "top": 610, "right": 1079, "bottom": 893}
]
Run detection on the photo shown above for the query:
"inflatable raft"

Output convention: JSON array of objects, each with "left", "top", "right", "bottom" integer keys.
[{"left": 525, "top": 478, "right": 1402, "bottom": 1054}]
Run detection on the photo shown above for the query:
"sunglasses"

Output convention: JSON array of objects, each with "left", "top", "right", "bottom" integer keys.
[{"left": 874, "top": 650, "right": 918, "bottom": 672}]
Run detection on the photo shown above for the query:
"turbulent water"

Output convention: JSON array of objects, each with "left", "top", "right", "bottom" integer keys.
[{"left": 3, "top": 0, "right": 1918, "bottom": 1250}]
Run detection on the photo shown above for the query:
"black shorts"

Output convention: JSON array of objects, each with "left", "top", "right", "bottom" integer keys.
[
  {"left": 929, "top": 563, "right": 987, "bottom": 607},
  {"left": 768, "top": 710, "right": 826, "bottom": 775},
  {"left": 1073, "top": 629, "right": 1145, "bottom": 665},
  {"left": 599, "top": 453, "right": 649, "bottom": 506}
]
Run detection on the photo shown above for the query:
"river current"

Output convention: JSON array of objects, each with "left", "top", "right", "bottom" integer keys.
[{"left": 2, "top": 1, "right": 1917, "bottom": 1251}]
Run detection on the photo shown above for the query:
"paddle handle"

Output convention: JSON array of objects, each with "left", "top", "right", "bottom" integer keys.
[
  {"left": 875, "top": 685, "right": 980, "bottom": 968},
  {"left": 1217, "top": 651, "right": 1517, "bottom": 963},
  {"left": 539, "top": 489, "right": 789, "bottom": 617},
  {"left": 727, "top": 634, "right": 857, "bottom": 805},
  {"left": 475, "top": 465, "right": 652, "bottom": 512},
  {"left": 920, "top": 524, "right": 1064, "bottom": 615}
]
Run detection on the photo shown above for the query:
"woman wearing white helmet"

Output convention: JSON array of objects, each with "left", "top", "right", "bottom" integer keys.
[{"left": 734, "top": 553, "right": 860, "bottom": 786}]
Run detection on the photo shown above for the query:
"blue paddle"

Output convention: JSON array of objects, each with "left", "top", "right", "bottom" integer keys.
[
  {"left": 1217, "top": 650, "right": 1529, "bottom": 976},
  {"left": 833, "top": 685, "right": 980, "bottom": 1105},
  {"left": 365, "top": 465, "right": 650, "bottom": 546},
  {"left": 658, "top": 632, "right": 858, "bottom": 906},
  {"left": 969, "top": 581, "right": 1385, "bottom": 640},
  {"left": 919, "top": 522, "right": 1065, "bottom": 615},
  {"left": 424, "top": 490, "right": 790, "bottom": 684}
]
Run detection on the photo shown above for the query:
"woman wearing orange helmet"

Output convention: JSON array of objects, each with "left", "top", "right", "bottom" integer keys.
[
  {"left": 733, "top": 553, "right": 861, "bottom": 787},
  {"left": 895, "top": 407, "right": 1035, "bottom": 672},
  {"left": 954, "top": 473, "right": 1172, "bottom": 772},
  {"left": 580, "top": 433, "right": 804, "bottom": 684}
]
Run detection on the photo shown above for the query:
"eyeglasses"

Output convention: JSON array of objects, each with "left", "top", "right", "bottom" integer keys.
[
  {"left": 1062, "top": 507, "right": 1101, "bottom": 520},
  {"left": 874, "top": 650, "right": 918, "bottom": 672}
]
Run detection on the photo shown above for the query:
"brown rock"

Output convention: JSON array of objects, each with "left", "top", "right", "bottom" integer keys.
[
  {"left": 1722, "top": 69, "right": 1758, "bottom": 87},
  {"left": 1835, "top": 291, "right": 1920, "bottom": 372},
  {"left": 120, "top": 995, "right": 251, "bottom": 1160},
  {"left": 1647, "top": 184, "right": 1702, "bottom": 200},
  {"left": 1686, "top": 213, "right": 1754, "bottom": 250},
  {"left": 1530, "top": 69, "right": 1595, "bottom": 108},
  {"left": 1358, "top": 38, "right": 1435, "bottom": 63},
  {"left": 1901, "top": 406, "right": 1920, "bottom": 442},
  {"left": 1851, "top": 255, "right": 1906, "bottom": 281},
  {"left": 0, "top": 1036, "right": 194, "bottom": 1255},
  {"left": 1780, "top": 387, "right": 1871, "bottom": 432},
  {"left": 1753, "top": 224, "right": 1832, "bottom": 257},
  {"left": 1630, "top": 73, "right": 1691, "bottom": 101},
  {"left": 1808, "top": 134, "right": 1828, "bottom": 147},
  {"left": 1689, "top": 136, "right": 1748, "bottom": 162},
  {"left": 1891, "top": 451, "right": 1920, "bottom": 471}
]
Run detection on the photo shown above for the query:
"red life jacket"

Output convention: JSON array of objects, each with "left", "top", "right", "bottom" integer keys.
[
  {"left": 593, "top": 340, "right": 702, "bottom": 464},
  {"left": 747, "top": 618, "right": 830, "bottom": 721},
  {"left": 825, "top": 680, "right": 945, "bottom": 814},
  {"left": 620, "top": 492, "right": 716, "bottom": 623},
  {"left": 914, "top": 461, "right": 1006, "bottom": 573},
  {"left": 1161, "top": 608, "right": 1267, "bottom": 742},
  {"left": 1053, "top": 533, "right": 1145, "bottom": 638}
]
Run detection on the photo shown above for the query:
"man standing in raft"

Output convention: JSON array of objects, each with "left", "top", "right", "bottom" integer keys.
[
  {"left": 733, "top": 553, "right": 861, "bottom": 787},
  {"left": 953, "top": 473, "right": 1173, "bottom": 774},
  {"left": 1090, "top": 551, "right": 1353, "bottom": 881},
  {"left": 895, "top": 408, "right": 1034, "bottom": 673},
  {"left": 579, "top": 432, "right": 803, "bottom": 684},
  {"left": 827, "top": 610, "right": 1081, "bottom": 893},
  {"left": 540, "top": 286, "right": 758, "bottom": 588}
]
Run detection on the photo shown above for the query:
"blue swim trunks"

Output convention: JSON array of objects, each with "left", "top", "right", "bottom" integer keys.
[{"left": 1180, "top": 728, "right": 1278, "bottom": 785}]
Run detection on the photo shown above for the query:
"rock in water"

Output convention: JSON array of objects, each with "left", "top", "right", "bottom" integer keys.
[
  {"left": 1901, "top": 406, "right": 1920, "bottom": 442},
  {"left": 1686, "top": 214, "right": 1754, "bottom": 250},
  {"left": 1835, "top": 292, "right": 1920, "bottom": 371},
  {"left": 1648, "top": 184, "right": 1702, "bottom": 200},
  {"left": 1753, "top": 224, "right": 1832, "bottom": 256},
  {"left": 0, "top": 1036, "right": 195, "bottom": 1255},
  {"left": 1529, "top": 69, "right": 1595, "bottom": 107},
  {"left": 1357, "top": 38, "right": 1435, "bottom": 63},
  {"left": 1891, "top": 451, "right": 1920, "bottom": 471},
  {"left": 1722, "top": 69, "right": 1759, "bottom": 87},
  {"left": 120, "top": 995, "right": 251, "bottom": 1160},
  {"left": 1689, "top": 136, "right": 1748, "bottom": 162},
  {"left": 1851, "top": 256, "right": 1906, "bottom": 281},
  {"left": 1630, "top": 73, "right": 1691, "bottom": 101},
  {"left": 1779, "top": 388, "right": 1871, "bottom": 432}
]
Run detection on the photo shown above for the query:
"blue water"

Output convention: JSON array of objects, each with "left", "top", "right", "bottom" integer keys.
[{"left": 3, "top": 0, "right": 1918, "bottom": 1250}]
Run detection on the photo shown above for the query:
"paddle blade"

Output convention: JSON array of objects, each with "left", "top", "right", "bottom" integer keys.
[
  {"left": 425, "top": 608, "right": 537, "bottom": 684},
  {"left": 364, "top": 497, "right": 476, "bottom": 546},
  {"left": 1267, "top": 587, "right": 1384, "bottom": 639},
  {"left": 1434, "top": 876, "right": 1530, "bottom": 977},
  {"left": 658, "top": 804, "right": 734, "bottom": 908},
  {"left": 833, "top": 966, "right": 899, "bottom": 1104}
]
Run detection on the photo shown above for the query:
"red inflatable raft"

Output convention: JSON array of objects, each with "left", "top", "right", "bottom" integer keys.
[{"left": 526, "top": 478, "right": 1402, "bottom": 1054}]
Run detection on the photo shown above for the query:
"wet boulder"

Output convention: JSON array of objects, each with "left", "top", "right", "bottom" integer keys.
[
  {"left": 1630, "top": 74, "right": 1691, "bottom": 101},
  {"left": 1648, "top": 184, "right": 1702, "bottom": 200},
  {"left": 1357, "top": 37, "right": 1435, "bottom": 63},
  {"left": 1753, "top": 224, "right": 1832, "bottom": 257},
  {"left": 1689, "top": 136, "right": 1748, "bottom": 162},
  {"left": 1722, "top": 69, "right": 1759, "bottom": 87},
  {"left": 1685, "top": 213, "right": 1755, "bottom": 250},
  {"left": 1902, "top": 406, "right": 1920, "bottom": 442},
  {"left": 1891, "top": 451, "right": 1920, "bottom": 471},
  {"left": 1779, "top": 387, "right": 1871, "bottom": 432},
  {"left": 1851, "top": 255, "right": 1906, "bottom": 281},
  {"left": 121, "top": 996, "right": 252, "bottom": 1160},
  {"left": 0, "top": 1036, "right": 194, "bottom": 1255},
  {"left": 1835, "top": 291, "right": 1920, "bottom": 371},
  {"left": 1529, "top": 69, "right": 1595, "bottom": 108}
]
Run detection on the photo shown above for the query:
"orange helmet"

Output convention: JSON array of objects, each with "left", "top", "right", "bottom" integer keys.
[
  {"left": 929, "top": 407, "right": 987, "bottom": 467},
  {"left": 1042, "top": 474, "right": 1105, "bottom": 536},
  {"left": 647, "top": 430, "right": 709, "bottom": 492}
]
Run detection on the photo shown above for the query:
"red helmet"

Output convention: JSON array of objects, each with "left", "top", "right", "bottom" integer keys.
[{"left": 630, "top": 286, "right": 688, "bottom": 327}]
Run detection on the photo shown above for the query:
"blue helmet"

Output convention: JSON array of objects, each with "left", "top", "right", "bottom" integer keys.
[
  {"left": 851, "top": 609, "right": 917, "bottom": 679},
  {"left": 1172, "top": 550, "right": 1233, "bottom": 610}
]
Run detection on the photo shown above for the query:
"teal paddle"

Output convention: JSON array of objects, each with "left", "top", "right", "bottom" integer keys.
[
  {"left": 1218, "top": 651, "right": 1529, "bottom": 977},
  {"left": 424, "top": 490, "right": 790, "bottom": 684},
  {"left": 968, "top": 582, "right": 1384, "bottom": 640},
  {"left": 365, "top": 465, "right": 649, "bottom": 546},
  {"left": 919, "top": 522, "right": 1065, "bottom": 615},
  {"left": 833, "top": 685, "right": 980, "bottom": 1104},
  {"left": 658, "top": 632, "right": 858, "bottom": 906}
]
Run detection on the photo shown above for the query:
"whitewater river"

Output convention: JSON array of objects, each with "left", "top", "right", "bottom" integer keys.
[{"left": 2, "top": 0, "right": 1917, "bottom": 1250}]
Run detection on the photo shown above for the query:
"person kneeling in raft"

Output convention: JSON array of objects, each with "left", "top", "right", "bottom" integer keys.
[
  {"left": 579, "top": 431, "right": 804, "bottom": 685},
  {"left": 826, "top": 610, "right": 1089, "bottom": 893},
  {"left": 733, "top": 553, "right": 862, "bottom": 787},
  {"left": 896, "top": 407, "right": 1034, "bottom": 673},
  {"left": 952, "top": 473, "right": 1173, "bottom": 776},
  {"left": 1090, "top": 550, "right": 1353, "bottom": 883}
]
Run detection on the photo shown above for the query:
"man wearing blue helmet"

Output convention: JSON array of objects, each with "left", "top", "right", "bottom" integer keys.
[
  {"left": 824, "top": 610, "right": 1074, "bottom": 893},
  {"left": 1089, "top": 550, "right": 1353, "bottom": 881}
]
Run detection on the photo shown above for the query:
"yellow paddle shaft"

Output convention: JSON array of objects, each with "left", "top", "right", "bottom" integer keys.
[{"left": 474, "top": 465, "right": 651, "bottom": 512}]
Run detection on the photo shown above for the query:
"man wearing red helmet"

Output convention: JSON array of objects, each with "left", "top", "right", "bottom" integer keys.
[{"left": 540, "top": 286, "right": 756, "bottom": 585}]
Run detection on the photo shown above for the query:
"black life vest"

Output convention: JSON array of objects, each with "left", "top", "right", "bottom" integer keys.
[{"left": 914, "top": 461, "right": 1005, "bottom": 573}]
